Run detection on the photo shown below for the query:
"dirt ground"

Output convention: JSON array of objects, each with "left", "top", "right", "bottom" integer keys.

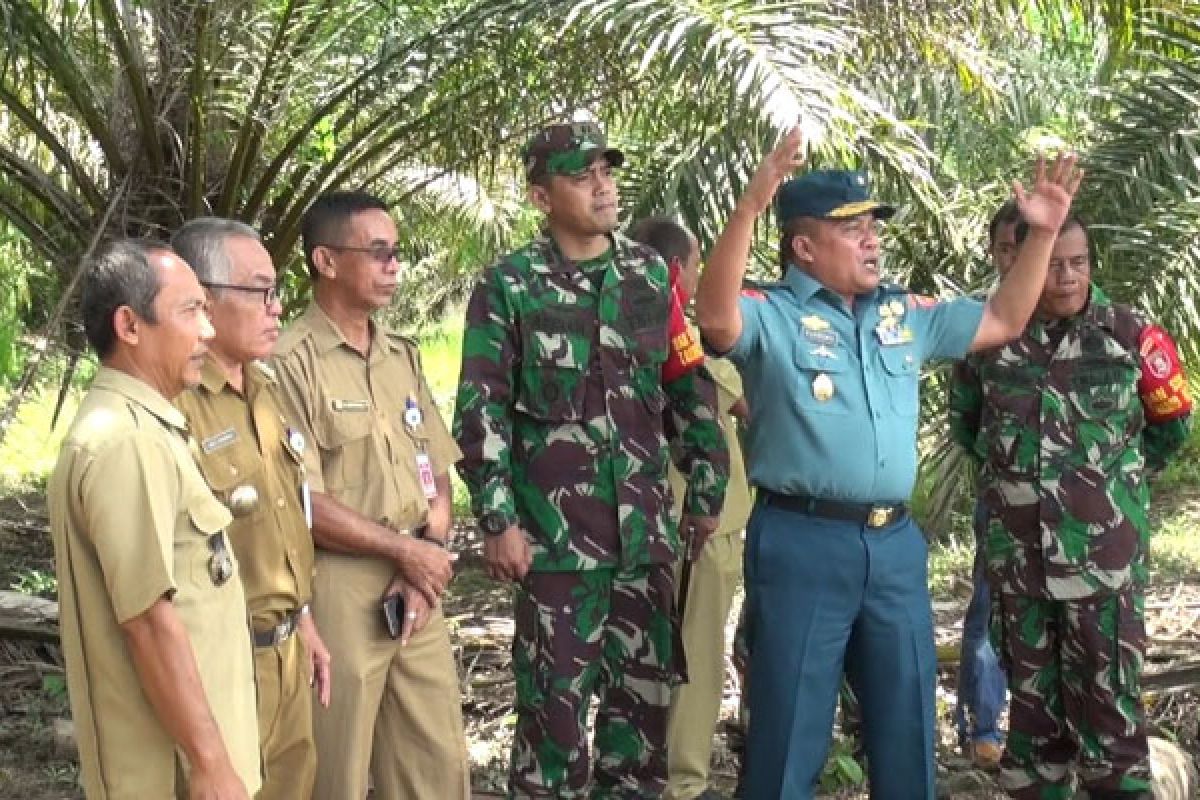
[{"left": 1, "top": 493, "right": 1198, "bottom": 799}]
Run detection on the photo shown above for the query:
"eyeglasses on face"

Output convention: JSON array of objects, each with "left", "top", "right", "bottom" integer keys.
[
  {"left": 320, "top": 243, "right": 402, "bottom": 264},
  {"left": 200, "top": 281, "right": 280, "bottom": 307}
]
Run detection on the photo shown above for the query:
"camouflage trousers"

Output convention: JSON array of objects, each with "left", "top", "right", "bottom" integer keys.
[
  {"left": 509, "top": 564, "right": 680, "bottom": 799},
  {"left": 992, "top": 588, "right": 1152, "bottom": 800}
]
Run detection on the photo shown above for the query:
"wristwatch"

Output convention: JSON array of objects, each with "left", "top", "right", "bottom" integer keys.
[{"left": 478, "top": 511, "right": 513, "bottom": 537}]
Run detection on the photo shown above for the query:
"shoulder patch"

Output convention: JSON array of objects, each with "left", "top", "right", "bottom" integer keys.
[{"left": 906, "top": 293, "right": 938, "bottom": 309}]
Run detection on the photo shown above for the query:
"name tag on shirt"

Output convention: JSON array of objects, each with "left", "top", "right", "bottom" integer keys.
[
  {"left": 876, "top": 325, "right": 914, "bottom": 346},
  {"left": 201, "top": 428, "right": 238, "bottom": 453},
  {"left": 331, "top": 399, "right": 370, "bottom": 412}
]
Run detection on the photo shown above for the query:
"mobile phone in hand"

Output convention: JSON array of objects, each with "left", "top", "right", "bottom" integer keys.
[{"left": 382, "top": 593, "right": 405, "bottom": 639}]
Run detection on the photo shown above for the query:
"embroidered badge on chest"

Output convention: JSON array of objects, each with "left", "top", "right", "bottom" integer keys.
[
  {"left": 801, "top": 315, "right": 838, "bottom": 347},
  {"left": 875, "top": 302, "right": 913, "bottom": 346}
]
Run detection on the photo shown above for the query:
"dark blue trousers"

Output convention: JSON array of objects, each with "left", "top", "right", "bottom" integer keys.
[{"left": 742, "top": 501, "right": 936, "bottom": 800}]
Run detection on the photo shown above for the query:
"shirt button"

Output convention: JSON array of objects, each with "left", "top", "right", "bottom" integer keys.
[
  {"left": 277, "top": 497, "right": 286, "bottom": 508},
  {"left": 229, "top": 465, "right": 238, "bottom": 476}
]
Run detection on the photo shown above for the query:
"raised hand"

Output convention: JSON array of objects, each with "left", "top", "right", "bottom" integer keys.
[
  {"left": 1013, "top": 153, "right": 1084, "bottom": 235},
  {"left": 738, "top": 127, "right": 805, "bottom": 216}
]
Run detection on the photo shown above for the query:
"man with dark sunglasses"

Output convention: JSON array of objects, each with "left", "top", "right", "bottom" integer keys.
[{"left": 272, "top": 191, "right": 468, "bottom": 799}]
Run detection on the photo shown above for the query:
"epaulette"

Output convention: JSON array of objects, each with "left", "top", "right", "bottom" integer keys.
[
  {"left": 614, "top": 231, "right": 657, "bottom": 263},
  {"left": 250, "top": 360, "right": 278, "bottom": 383},
  {"left": 273, "top": 321, "right": 316, "bottom": 355},
  {"left": 385, "top": 329, "right": 418, "bottom": 350}
]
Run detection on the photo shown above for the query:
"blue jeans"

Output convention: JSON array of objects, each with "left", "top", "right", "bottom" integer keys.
[{"left": 954, "top": 501, "right": 1007, "bottom": 745}]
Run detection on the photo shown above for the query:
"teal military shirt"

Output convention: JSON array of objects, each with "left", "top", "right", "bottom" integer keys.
[{"left": 727, "top": 266, "right": 984, "bottom": 504}]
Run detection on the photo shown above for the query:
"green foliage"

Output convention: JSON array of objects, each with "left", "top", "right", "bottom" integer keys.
[
  {"left": 40, "top": 673, "right": 66, "bottom": 701},
  {"left": 819, "top": 735, "right": 866, "bottom": 792},
  {"left": 416, "top": 321, "right": 474, "bottom": 521},
  {"left": 10, "top": 567, "right": 56, "bottom": 598},
  {"left": 1151, "top": 420, "right": 1200, "bottom": 496}
]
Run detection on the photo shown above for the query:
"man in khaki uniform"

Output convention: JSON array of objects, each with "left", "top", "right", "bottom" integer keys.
[
  {"left": 631, "top": 217, "right": 754, "bottom": 800},
  {"left": 173, "top": 218, "right": 333, "bottom": 799},
  {"left": 271, "top": 191, "right": 468, "bottom": 800},
  {"left": 48, "top": 241, "right": 260, "bottom": 799}
]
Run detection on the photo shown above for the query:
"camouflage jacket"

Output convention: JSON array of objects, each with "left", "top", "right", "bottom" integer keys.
[
  {"left": 453, "top": 231, "right": 729, "bottom": 572},
  {"left": 949, "top": 285, "right": 1192, "bottom": 599}
]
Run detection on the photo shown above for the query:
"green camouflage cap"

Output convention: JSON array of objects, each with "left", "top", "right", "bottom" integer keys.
[{"left": 522, "top": 121, "right": 625, "bottom": 180}]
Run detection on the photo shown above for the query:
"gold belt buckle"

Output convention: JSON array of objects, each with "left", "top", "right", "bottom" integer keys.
[{"left": 867, "top": 507, "right": 891, "bottom": 528}]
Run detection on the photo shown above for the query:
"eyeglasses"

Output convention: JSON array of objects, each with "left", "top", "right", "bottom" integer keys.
[
  {"left": 320, "top": 243, "right": 402, "bottom": 264},
  {"left": 201, "top": 281, "right": 280, "bottom": 307}
]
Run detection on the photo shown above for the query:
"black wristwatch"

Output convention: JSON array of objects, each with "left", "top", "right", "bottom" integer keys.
[{"left": 478, "top": 511, "right": 513, "bottom": 537}]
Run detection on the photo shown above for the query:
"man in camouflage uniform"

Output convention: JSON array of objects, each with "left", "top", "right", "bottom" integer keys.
[
  {"left": 453, "top": 121, "right": 730, "bottom": 798},
  {"left": 950, "top": 215, "right": 1192, "bottom": 800}
]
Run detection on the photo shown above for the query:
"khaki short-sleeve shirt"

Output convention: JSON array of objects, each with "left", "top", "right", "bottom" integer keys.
[
  {"left": 175, "top": 356, "right": 315, "bottom": 627},
  {"left": 271, "top": 303, "right": 461, "bottom": 529},
  {"left": 671, "top": 357, "right": 754, "bottom": 536},
  {"left": 48, "top": 367, "right": 261, "bottom": 798}
]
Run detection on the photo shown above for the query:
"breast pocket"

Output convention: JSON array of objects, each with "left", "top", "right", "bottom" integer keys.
[
  {"left": 313, "top": 407, "right": 374, "bottom": 491},
  {"left": 514, "top": 365, "right": 587, "bottom": 421},
  {"left": 193, "top": 437, "right": 267, "bottom": 522},
  {"left": 1067, "top": 368, "right": 1140, "bottom": 467},
  {"left": 878, "top": 346, "right": 920, "bottom": 416},
  {"left": 181, "top": 492, "right": 235, "bottom": 591},
  {"left": 791, "top": 342, "right": 851, "bottom": 416}
]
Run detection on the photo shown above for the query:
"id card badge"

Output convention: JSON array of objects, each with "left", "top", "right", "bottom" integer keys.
[
  {"left": 415, "top": 451, "right": 437, "bottom": 499},
  {"left": 301, "top": 481, "right": 313, "bottom": 529}
]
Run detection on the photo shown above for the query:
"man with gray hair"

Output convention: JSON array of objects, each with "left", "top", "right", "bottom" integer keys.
[
  {"left": 173, "top": 217, "right": 331, "bottom": 800},
  {"left": 49, "top": 240, "right": 260, "bottom": 798}
]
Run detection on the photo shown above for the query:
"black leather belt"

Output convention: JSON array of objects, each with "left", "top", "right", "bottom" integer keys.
[
  {"left": 252, "top": 607, "right": 303, "bottom": 649},
  {"left": 762, "top": 490, "right": 907, "bottom": 529}
]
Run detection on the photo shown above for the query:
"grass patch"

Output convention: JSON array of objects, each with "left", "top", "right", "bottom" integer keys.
[
  {"left": 0, "top": 386, "right": 81, "bottom": 493},
  {"left": 416, "top": 318, "right": 464, "bottom": 405},
  {"left": 416, "top": 319, "right": 472, "bottom": 520}
]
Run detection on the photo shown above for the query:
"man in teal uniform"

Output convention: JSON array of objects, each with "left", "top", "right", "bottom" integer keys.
[{"left": 695, "top": 129, "right": 1083, "bottom": 799}]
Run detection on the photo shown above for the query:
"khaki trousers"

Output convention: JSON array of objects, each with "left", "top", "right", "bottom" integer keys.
[
  {"left": 310, "top": 551, "right": 470, "bottom": 800},
  {"left": 255, "top": 629, "right": 316, "bottom": 800},
  {"left": 664, "top": 532, "right": 744, "bottom": 800}
]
